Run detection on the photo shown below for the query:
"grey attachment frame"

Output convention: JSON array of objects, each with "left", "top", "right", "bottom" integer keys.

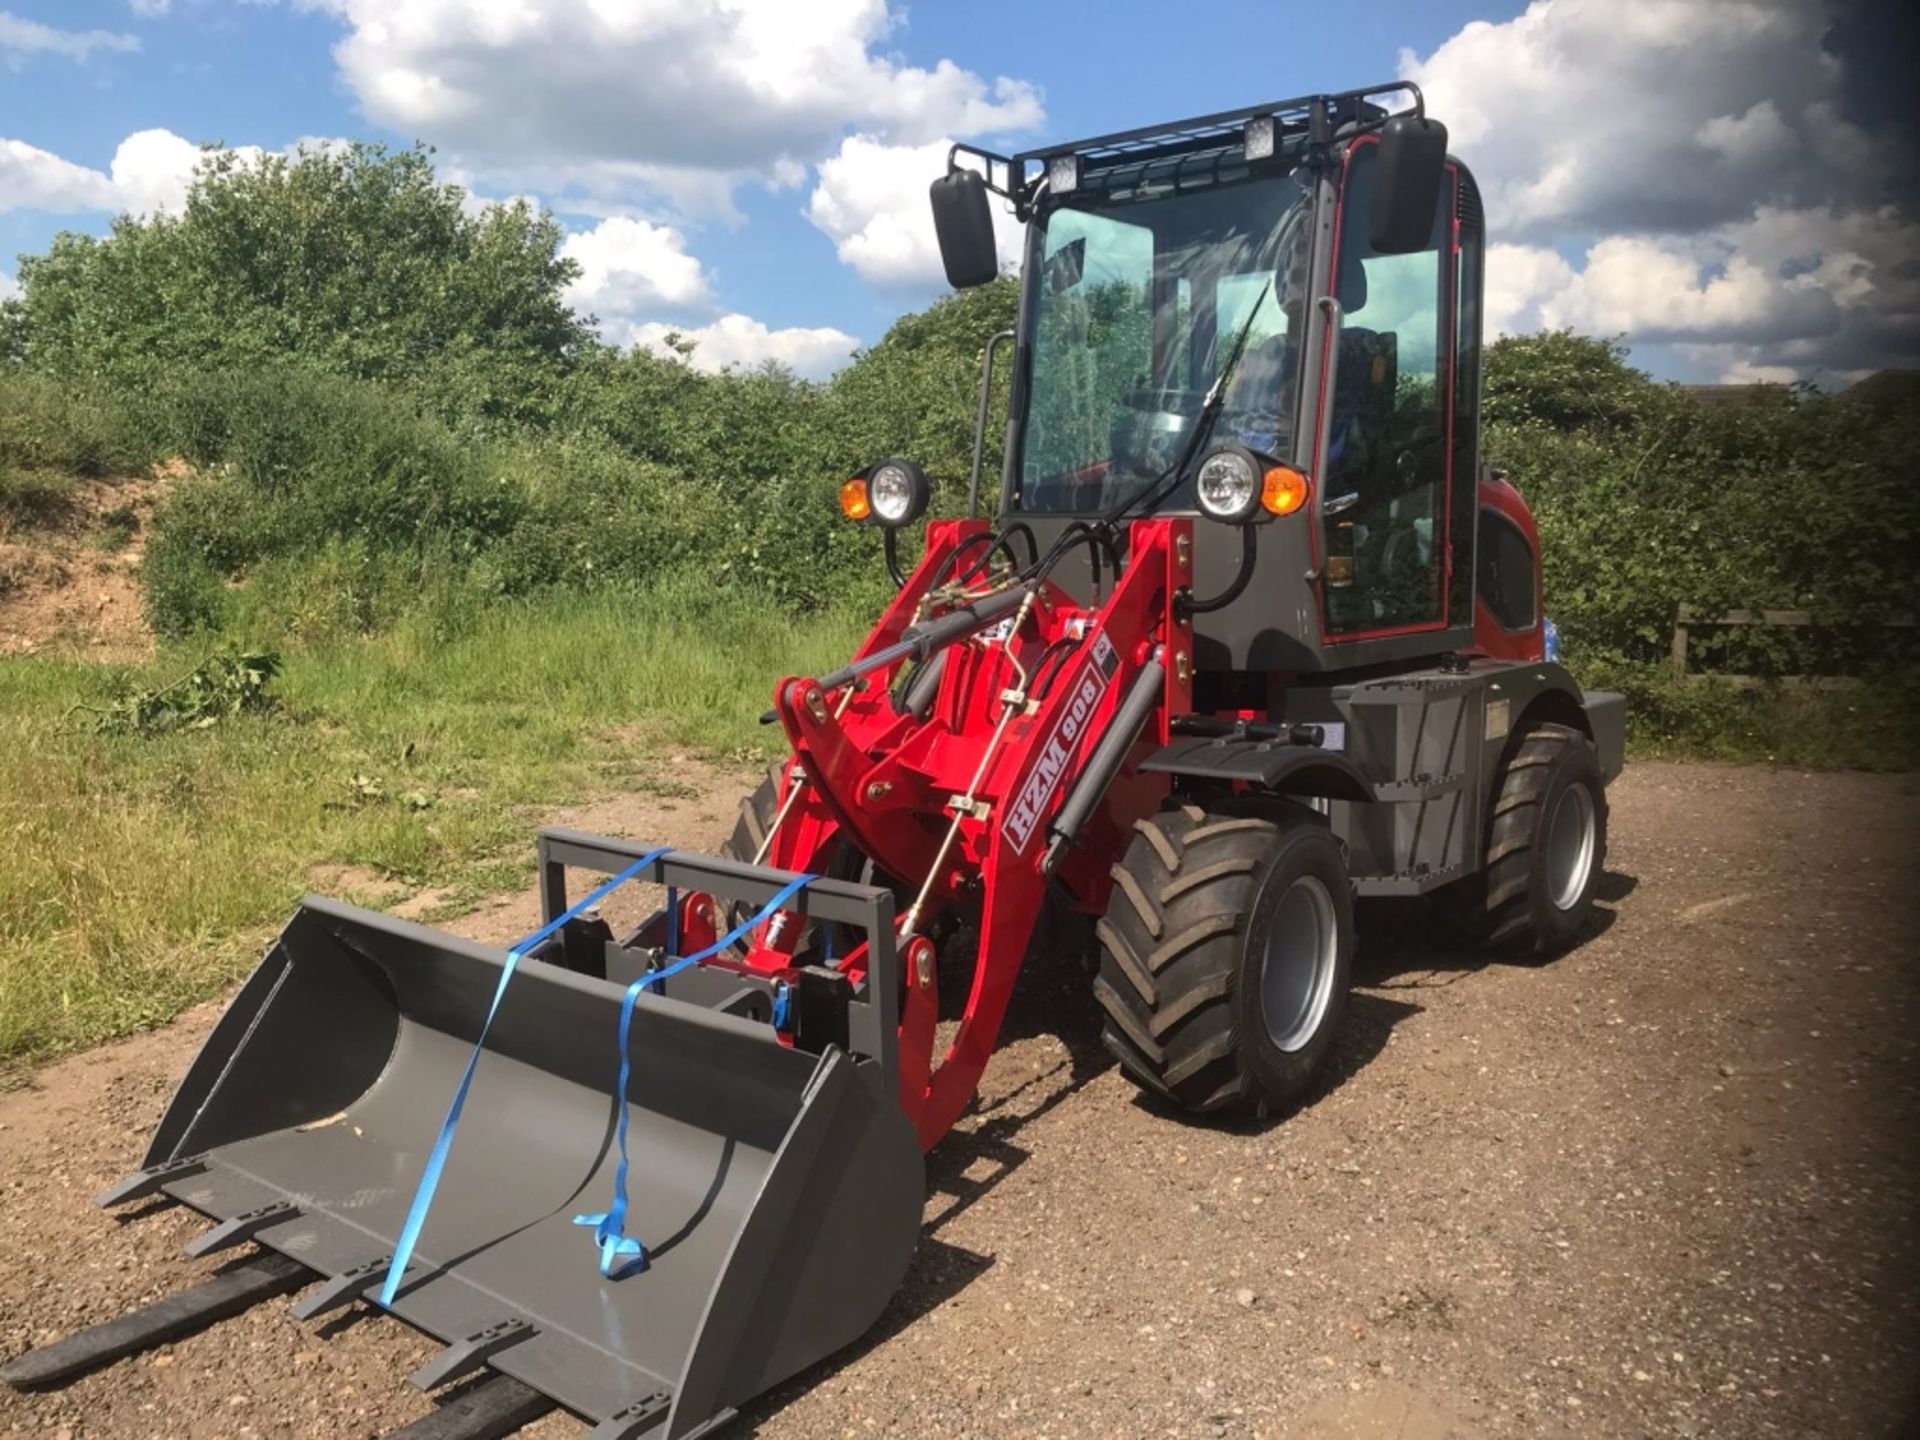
[{"left": 534, "top": 827, "right": 904, "bottom": 1094}]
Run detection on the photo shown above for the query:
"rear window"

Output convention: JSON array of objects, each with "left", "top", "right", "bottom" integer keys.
[{"left": 1477, "top": 508, "right": 1536, "bottom": 631}]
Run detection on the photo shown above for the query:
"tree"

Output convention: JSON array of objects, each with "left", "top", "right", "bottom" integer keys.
[{"left": 14, "top": 143, "right": 591, "bottom": 428}]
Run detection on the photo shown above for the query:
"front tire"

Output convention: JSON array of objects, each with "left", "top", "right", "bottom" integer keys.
[{"left": 1094, "top": 806, "right": 1354, "bottom": 1115}]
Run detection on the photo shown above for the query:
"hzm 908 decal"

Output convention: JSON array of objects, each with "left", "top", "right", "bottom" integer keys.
[{"left": 1003, "top": 631, "right": 1118, "bottom": 853}]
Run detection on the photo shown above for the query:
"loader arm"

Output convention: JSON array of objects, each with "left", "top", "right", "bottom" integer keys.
[{"left": 748, "top": 518, "right": 1190, "bottom": 1148}]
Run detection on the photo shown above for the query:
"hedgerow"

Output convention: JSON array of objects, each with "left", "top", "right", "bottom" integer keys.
[{"left": 1, "top": 144, "right": 1913, "bottom": 763}]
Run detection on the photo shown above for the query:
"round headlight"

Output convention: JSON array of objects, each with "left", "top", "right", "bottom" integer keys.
[
  {"left": 863, "top": 458, "right": 930, "bottom": 527},
  {"left": 1195, "top": 446, "right": 1260, "bottom": 522}
]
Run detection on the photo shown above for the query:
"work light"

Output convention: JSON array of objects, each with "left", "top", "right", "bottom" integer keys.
[
  {"left": 1195, "top": 445, "right": 1262, "bottom": 523},
  {"left": 844, "top": 458, "right": 930, "bottom": 528}
]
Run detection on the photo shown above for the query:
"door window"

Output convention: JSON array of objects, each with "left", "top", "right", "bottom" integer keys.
[{"left": 1320, "top": 144, "right": 1451, "bottom": 636}]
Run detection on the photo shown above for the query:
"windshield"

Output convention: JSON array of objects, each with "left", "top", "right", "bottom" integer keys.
[{"left": 1015, "top": 168, "right": 1313, "bottom": 515}]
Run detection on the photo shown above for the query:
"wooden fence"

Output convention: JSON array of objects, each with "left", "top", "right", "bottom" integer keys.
[{"left": 1671, "top": 608, "right": 1916, "bottom": 688}]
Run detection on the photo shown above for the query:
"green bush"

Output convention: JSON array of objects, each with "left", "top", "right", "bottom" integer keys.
[
  {"left": 0, "top": 370, "right": 162, "bottom": 523},
  {"left": 1487, "top": 334, "right": 1920, "bottom": 682},
  {"left": 14, "top": 143, "right": 591, "bottom": 431}
]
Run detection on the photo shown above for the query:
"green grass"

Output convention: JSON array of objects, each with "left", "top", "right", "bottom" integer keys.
[{"left": 0, "top": 587, "right": 867, "bottom": 1065}]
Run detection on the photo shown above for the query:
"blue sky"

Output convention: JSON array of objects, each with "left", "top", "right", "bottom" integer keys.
[{"left": 2, "top": 1, "right": 1914, "bottom": 384}]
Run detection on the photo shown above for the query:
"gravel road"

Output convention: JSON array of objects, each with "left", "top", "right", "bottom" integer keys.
[{"left": 3, "top": 760, "right": 1916, "bottom": 1439}]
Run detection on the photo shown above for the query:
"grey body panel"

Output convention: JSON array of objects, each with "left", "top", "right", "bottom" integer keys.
[
  {"left": 135, "top": 845, "right": 924, "bottom": 1440},
  {"left": 1139, "top": 659, "right": 1611, "bottom": 897},
  {"left": 1323, "top": 659, "right": 1600, "bottom": 894}
]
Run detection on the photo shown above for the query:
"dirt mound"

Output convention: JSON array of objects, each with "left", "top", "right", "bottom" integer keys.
[{"left": 0, "top": 464, "right": 178, "bottom": 662}]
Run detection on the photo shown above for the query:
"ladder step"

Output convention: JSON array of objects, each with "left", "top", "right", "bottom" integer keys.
[
  {"left": 0, "top": 1252, "right": 310, "bottom": 1391},
  {"left": 381, "top": 1374, "right": 555, "bottom": 1440}
]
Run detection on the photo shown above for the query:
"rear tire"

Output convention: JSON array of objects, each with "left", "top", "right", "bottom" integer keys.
[
  {"left": 1437, "top": 722, "right": 1607, "bottom": 955},
  {"left": 1095, "top": 805, "right": 1354, "bottom": 1115}
]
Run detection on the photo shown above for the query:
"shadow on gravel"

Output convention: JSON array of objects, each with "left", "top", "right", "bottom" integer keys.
[
  {"left": 730, "top": 914, "right": 1116, "bottom": 1432},
  {"left": 1354, "top": 868, "right": 1636, "bottom": 989}
]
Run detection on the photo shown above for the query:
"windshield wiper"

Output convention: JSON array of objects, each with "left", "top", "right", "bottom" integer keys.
[{"left": 1105, "top": 278, "right": 1272, "bottom": 524}]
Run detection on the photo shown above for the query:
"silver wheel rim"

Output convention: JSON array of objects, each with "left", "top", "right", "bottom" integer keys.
[
  {"left": 1260, "top": 875, "right": 1338, "bottom": 1052},
  {"left": 1545, "top": 783, "right": 1597, "bottom": 911}
]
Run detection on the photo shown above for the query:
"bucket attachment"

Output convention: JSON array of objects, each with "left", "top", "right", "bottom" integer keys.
[{"left": 115, "top": 838, "right": 923, "bottom": 1440}]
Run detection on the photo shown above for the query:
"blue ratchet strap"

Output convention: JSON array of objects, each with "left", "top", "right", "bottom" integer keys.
[
  {"left": 573, "top": 871, "right": 816, "bottom": 1279},
  {"left": 377, "top": 846, "right": 674, "bottom": 1309}
]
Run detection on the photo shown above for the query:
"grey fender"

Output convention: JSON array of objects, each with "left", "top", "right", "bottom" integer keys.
[{"left": 1139, "top": 736, "right": 1375, "bottom": 802}]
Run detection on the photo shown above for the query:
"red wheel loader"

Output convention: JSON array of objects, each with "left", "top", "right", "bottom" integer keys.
[{"left": 4, "top": 82, "right": 1624, "bottom": 1438}]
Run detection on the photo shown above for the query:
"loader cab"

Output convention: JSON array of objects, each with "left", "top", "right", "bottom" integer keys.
[{"left": 937, "top": 87, "right": 1487, "bottom": 674}]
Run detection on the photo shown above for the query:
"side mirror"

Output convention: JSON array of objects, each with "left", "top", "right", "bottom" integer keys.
[
  {"left": 1368, "top": 115, "right": 1449, "bottom": 255},
  {"left": 929, "top": 169, "right": 999, "bottom": 289}
]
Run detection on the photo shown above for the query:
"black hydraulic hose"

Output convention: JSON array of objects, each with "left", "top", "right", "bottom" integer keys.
[
  {"left": 1178, "top": 524, "right": 1258, "bottom": 616},
  {"left": 1022, "top": 520, "right": 1123, "bottom": 589},
  {"left": 955, "top": 534, "right": 1022, "bottom": 586},
  {"left": 929, "top": 531, "right": 999, "bottom": 592},
  {"left": 1027, "top": 636, "right": 1083, "bottom": 701}
]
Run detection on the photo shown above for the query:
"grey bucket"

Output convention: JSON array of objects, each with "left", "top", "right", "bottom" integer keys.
[{"left": 133, "top": 894, "right": 924, "bottom": 1439}]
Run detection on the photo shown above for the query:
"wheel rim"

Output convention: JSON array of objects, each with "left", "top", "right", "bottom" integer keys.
[
  {"left": 1259, "top": 875, "right": 1338, "bottom": 1053},
  {"left": 1545, "top": 782, "right": 1597, "bottom": 911}
]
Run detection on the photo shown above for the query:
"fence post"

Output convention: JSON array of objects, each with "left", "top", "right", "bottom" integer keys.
[{"left": 1670, "top": 607, "right": 1691, "bottom": 680}]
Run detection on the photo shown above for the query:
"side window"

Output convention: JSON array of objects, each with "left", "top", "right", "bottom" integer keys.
[
  {"left": 1320, "top": 144, "right": 1450, "bottom": 636},
  {"left": 1476, "top": 508, "right": 1537, "bottom": 631}
]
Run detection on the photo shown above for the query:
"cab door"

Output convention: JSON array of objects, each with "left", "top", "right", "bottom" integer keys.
[{"left": 1317, "top": 139, "right": 1456, "bottom": 640}]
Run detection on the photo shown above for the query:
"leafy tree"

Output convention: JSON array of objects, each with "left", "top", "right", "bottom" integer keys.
[{"left": 14, "top": 143, "right": 590, "bottom": 428}]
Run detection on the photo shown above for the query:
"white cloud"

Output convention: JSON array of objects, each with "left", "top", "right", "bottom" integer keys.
[
  {"left": 0, "top": 271, "right": 18, "bottom": 302},
  {"left": 0, "top": 10, "right": 138, "bottom": 62},
  {"left": 108, "top": 129, "right": 221, "bottom": 216},
  {"left": 1400, "top": 0, "right": 1883, "bottom": 237},
  {"left": 806, "top": 135, "right": 1023, "bottom": 286},
  {"left": 1403, "top": 0, "right": 1919, "bottom": 380},
  {"left": 1484, "top": 243, "right": 1576, "bottom": 338},
  {"left": 318, "top": 0, "right": 1042, "bottom": 206},
  {"left": 561, "top": 215, "right": 709, "bottom": 315},
  {"left": 0, "top": 137, "right": 123, "bottom": 213},
  {"left": 0, "top": 129, "right": 290, "bottom": 220},
  {"left": 1717, "top": 358, "right": 1799, "bottom": 385},
  {"left": 625, "top": 313, "right": 857, "bottom": 379},
  {"left": 128, "top": 0, "right": 171, "bottom": 16},
  {"left": 1539, "top": 235, "right": 1840, "bottom": 345}
]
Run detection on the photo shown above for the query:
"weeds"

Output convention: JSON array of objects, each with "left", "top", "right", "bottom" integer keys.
[
  {"left": 76, "top": 651, "right": 280, "bottom": 736},
  {"left": 0, "top": 589, "right": 862, "bottom": 1063}
]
